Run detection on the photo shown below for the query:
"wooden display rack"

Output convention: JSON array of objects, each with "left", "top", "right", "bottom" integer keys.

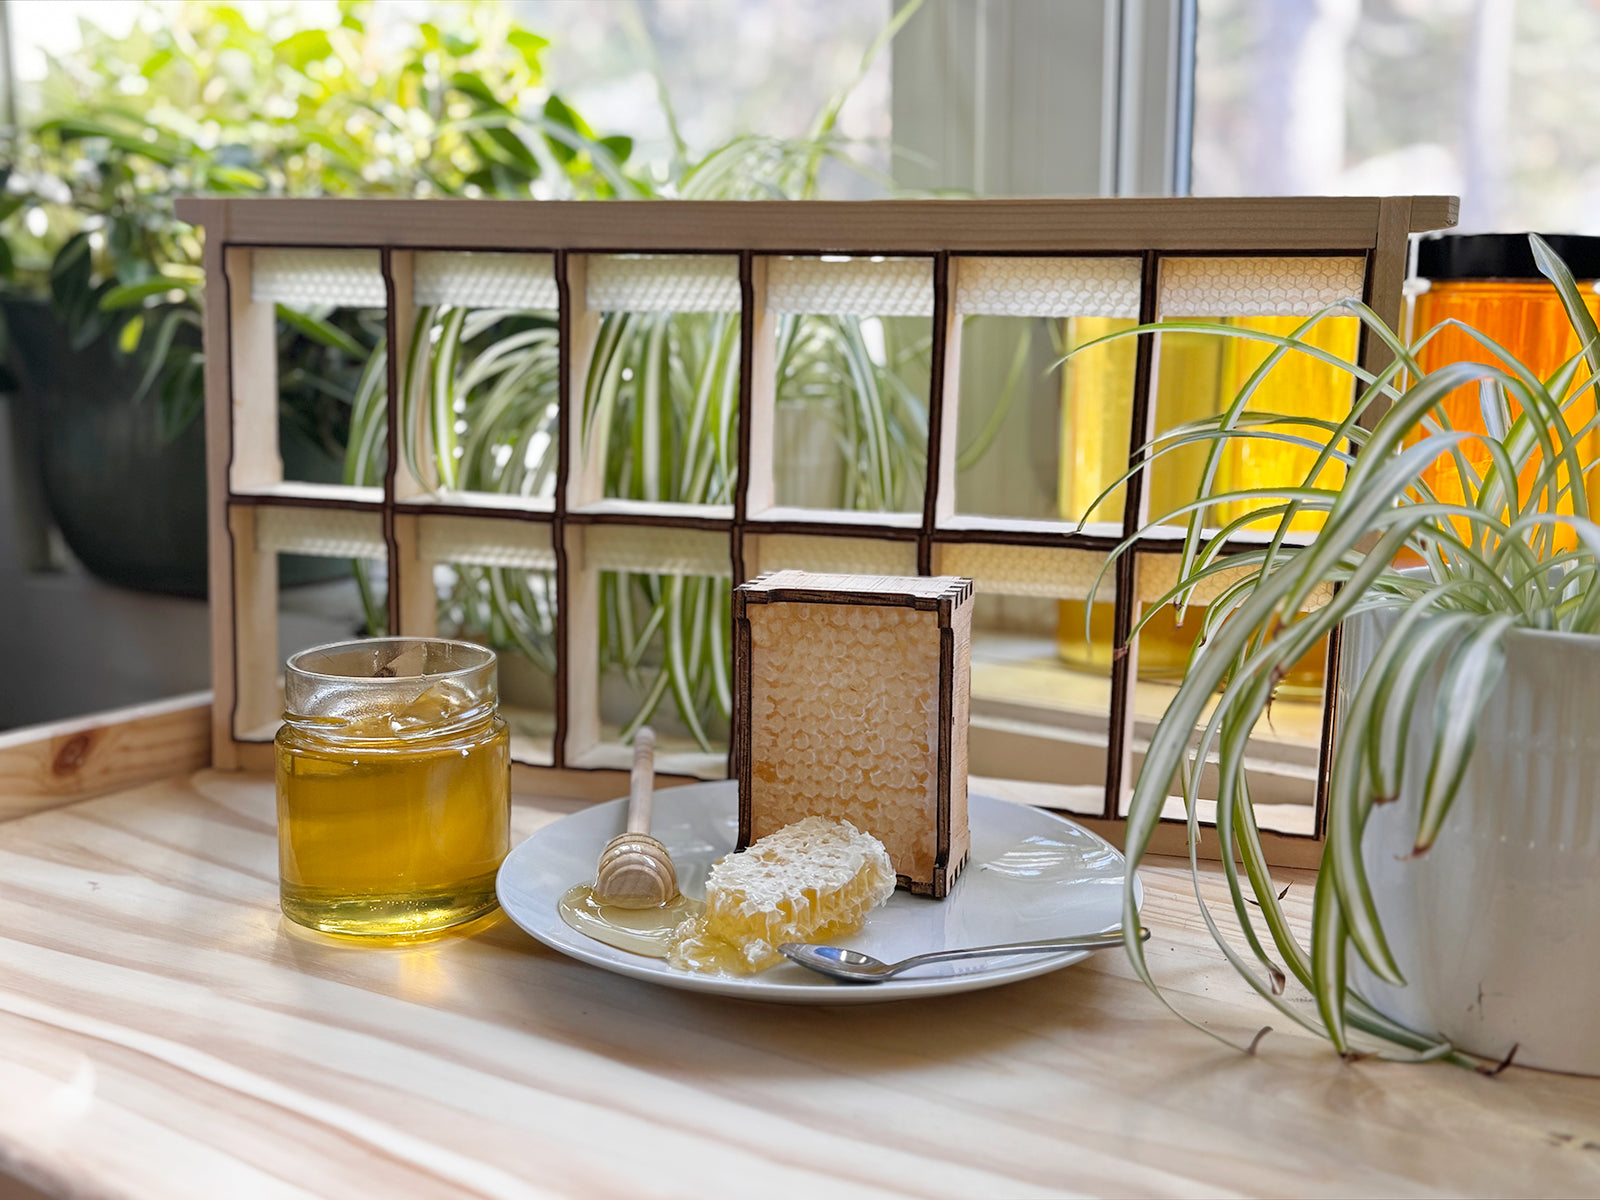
[{"left": 172, "top": 194, "right": 1458, "bottom": 866}]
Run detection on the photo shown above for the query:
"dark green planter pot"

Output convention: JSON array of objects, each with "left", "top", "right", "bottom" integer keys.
[{"left": 3, "top": 296, "right": 348, "bottom": 598}]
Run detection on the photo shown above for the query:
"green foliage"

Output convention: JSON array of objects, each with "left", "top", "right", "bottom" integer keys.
[
  {"left": 0, "top": 0, "right": 635, "bottom": 441},
  {"left": 10, "top": 0, "right": 931, "bottom": 746},
  {"left": 1087, "top": 235, "right": 1600, "bottom": 1064}
]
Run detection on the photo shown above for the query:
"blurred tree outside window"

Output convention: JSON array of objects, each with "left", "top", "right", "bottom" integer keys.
[
  {"left": 1193, "top": 0, "right": 1600, "bottom": 234},
  {"left": 6, "top": 0, "right": 892, "bottom": 197}
]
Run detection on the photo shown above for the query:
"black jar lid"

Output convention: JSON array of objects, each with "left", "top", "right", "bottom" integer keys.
[{"left": 1415, "top": 232, "right": 1600, "bottom": 282}]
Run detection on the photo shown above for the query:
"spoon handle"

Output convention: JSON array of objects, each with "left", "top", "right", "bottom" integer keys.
[
  {"left": 625, "top": 727, "right": 656, "bottom": 835},
  {"left": 884, "top": 928, "right": 1146, "bottom": 977}
]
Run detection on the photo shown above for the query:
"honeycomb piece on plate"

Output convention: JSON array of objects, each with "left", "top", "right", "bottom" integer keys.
[{"left": 667, "top": 817, "right": 895, "bottom": 974}]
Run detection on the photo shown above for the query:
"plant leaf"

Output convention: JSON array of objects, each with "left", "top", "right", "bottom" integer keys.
[{"left": 1414, "top": 615, "right": 1516, "bottom": 854}]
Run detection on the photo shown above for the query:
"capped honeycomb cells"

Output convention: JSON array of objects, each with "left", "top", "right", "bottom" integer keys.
[
  {"left": 667, "top": 817, "right": 895, "bottom": 974},
  {"left": 746, "top": 601, "right": 943, "bottom": 882}
]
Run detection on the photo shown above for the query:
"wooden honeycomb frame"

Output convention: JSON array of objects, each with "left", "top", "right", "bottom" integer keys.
[
  {"left": 735, "top": 571, "right": 975, "bottom": 897},
  {"left": 175, "top": 195, "right": 1458, "bottom": 867}
]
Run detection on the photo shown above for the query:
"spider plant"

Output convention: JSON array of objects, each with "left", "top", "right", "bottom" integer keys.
[{"left": 1086, "top": 234, "right": 1600, "bottom": 1063}]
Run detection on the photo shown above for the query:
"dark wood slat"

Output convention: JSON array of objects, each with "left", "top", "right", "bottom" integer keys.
[
  {"left": 380, "top": 250, "right": 403, "bottom": 637},
  {"left": 551, "top": 249, "right": 574, "bottom": 769},
  {"left": 1104, "top": 252, "right": 1163, "bottom": 821},
  {"left": 920, "top": 250, "right": 953, "bottom": 575}
]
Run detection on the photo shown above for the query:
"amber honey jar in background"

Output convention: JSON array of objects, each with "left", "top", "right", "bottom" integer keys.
[
  {"left": 1056, "top": 314, "right": 1352, "bottom": 691},
  {"left": 275, "top": 638, "right": 511, "bottom": 937},
  {"left": 1409, "top": 233, "right": 1600, "bottom": 550}
]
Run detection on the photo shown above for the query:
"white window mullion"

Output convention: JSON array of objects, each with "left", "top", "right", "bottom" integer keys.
[{"left": 890, "top": 0, "right": 1194, "bottom": 199}]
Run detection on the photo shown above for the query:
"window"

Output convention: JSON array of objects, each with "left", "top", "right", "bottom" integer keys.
[{"left": 1193, "top": 0, "right": 1600, "bottom": 234}]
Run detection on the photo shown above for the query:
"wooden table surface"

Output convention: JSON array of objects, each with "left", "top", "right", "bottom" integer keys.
[{"left": 2, "top": 770, "right": 1599, "bottom": 1200}]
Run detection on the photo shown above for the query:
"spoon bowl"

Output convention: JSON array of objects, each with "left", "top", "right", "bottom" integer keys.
[{"left": 779, "top": 927, "right": 1148, "bottom": 984}]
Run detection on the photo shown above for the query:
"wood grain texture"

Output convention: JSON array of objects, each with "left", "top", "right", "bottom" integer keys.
[
  {"left": 1356, "top": 195, "right": 1415, "bottom": 430},
  {"left": 0, "top": 769, "right": 1595, "bottom": 1199},
  {"left": 202, "top": 231, "right": 238, "bottom": 771},
  {"left": 0, "top": 696, "right": 210, "bottom": 820},
  {"left": 174, "top": 196, "right": 1458, "bottom": 253},
  {"left": 223, "top": 247, "right": 280, "bottom": 492},
  {"left": 392, "top": 514, "right": 438, "bottom": 638},
  {"left": 228, "top": 504, "right": 280, "bottom": 739}
]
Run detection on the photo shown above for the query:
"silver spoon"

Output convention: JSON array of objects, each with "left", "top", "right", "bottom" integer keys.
[{"left": 779, "top": 927, "right": 1149, "bottom": 984}]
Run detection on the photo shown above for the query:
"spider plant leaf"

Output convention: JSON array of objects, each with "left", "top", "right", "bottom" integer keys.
[
  {"left": 1478, "top": 378, "right": 1510, "bottom": 442},
  {"left": 277, "top": 304, "right": 366, "bottom": 359},
  {"left": 343, "top": 337, "right": 388, "bottom": 486},
  {"left": 352, "top": 559, "right": 384, "bottom": 637},
  {"left": 1209, "top": 669, "right": 1300, "bottom": 989},
  {"left": 430, "top": 306, "right": 468, "bottom": 489},
  {"left": 1229, "top": 760, "right": 1315, "bottom": 988},
  {"left": 622, "top": 596, "right": 666, "bottom": 674},
  {"left": 1328, "top": 601, "right": 1467, "bottom": 985},
  {"left": 663, "top": 575, "right": 714, "bottom": 752},
  {"left": 1414, "top": 615, "right": 1515, "bottom": 855},
  {"left": 619, "top": 666, "right": 672, "bottom": 744},
  {"left": 1506, "top": 513, "right": 1600, "bottom": 632},
  {"left": 486, "top": 568, "right": 545, "bottom": 665},
  {"left": 400, "top": 306, "right": 437, "bottom": 491},
  {"left": 708, "top": 577, "right": 732, "bottom": 718},
  {"left": 638, "top": 316, "right": 666, "bottom": 501},
  {"left": 1366, "top": 609, "right": 1477, "bottom": 803},
  {"left": 1310, "top": 857, "right": 1351, "bottom": 1053},
  {"left": 1531, "top": 233, "right": 1600, "bottom": 392},
  {"left": 686, "top": 574, "right": 709, "bottom": 678},
  {"left": 1147, "top": 713, "right": 1332, "bottom": 1051},
  {"left": 613, "top": 576, "right": 644, "bottom": 689},
  {"left": 954, "top": 319, "right": 1031, "bottom": 472}
]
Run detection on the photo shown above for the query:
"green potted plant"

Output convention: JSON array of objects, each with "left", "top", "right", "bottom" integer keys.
[
  {"left": 1097, "top": 234, "right": 1600, "bottom": 1071},
  {"left": 0, "top": 0, "right": 628, "bottom": 595}
]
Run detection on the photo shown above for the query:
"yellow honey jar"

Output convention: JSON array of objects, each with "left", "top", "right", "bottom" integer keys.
[
  {"left": 274, "top": 638, "right": 510, "bottom": 937},
  {"left": 1056, "top": 313, "right": 1354, "bottom": 694}
]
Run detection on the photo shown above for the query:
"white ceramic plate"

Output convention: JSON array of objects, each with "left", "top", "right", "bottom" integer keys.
[{"left": 498, "top": 781, "right": 1141, "bottom": 1004}]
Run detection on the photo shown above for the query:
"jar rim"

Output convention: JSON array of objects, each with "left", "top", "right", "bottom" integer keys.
[{"left": 284, "top": 636, "right": 497, "bottom": 684}]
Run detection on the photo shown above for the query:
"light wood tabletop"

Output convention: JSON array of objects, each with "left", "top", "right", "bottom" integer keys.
[{"left": 1, "top": 769, "right": 1598, "bottom": 1200}]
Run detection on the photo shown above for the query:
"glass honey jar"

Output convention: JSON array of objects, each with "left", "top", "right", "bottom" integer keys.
[
  {"left": 1409, "top": 233, "right": 1600, "bottom": 552},
  {"left": 1056, "top": 313, "right": 1353, "bottom": 693},
  {"left": 275, "top": 638, "right": 511, "bottom": 937}
]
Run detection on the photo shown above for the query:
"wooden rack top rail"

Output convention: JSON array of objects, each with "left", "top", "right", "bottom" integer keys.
[{"left": 177, "top": 195, "right": 1459, "bottom": 252}]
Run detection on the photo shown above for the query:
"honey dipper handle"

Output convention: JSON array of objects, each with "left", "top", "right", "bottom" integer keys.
[{"left": 626, "top": 727, "right": 656, "bottom": 835}]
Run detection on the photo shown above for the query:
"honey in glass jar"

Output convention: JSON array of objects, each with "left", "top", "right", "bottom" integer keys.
[
  {"left": 1057, "top": 317, "right": 1224, "bottom": 681},
  {"left": 1409, "top": 233, "right": 1600, "bottom": 552},
  {"left": 275, "top": 638, "right": 510, "bottom": 937},
  {"left": 1056, "top": 313, "right": 1352, "bottom": 691}
]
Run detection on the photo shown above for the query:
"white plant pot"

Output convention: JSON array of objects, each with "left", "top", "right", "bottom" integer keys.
[{"left": 1341, "top": 611, "right": 1600, "bottom": 1074}]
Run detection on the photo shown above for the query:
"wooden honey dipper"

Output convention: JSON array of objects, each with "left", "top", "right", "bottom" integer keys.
[{"left": 591, "top": 727, "right": 680, "bottom": 909}]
